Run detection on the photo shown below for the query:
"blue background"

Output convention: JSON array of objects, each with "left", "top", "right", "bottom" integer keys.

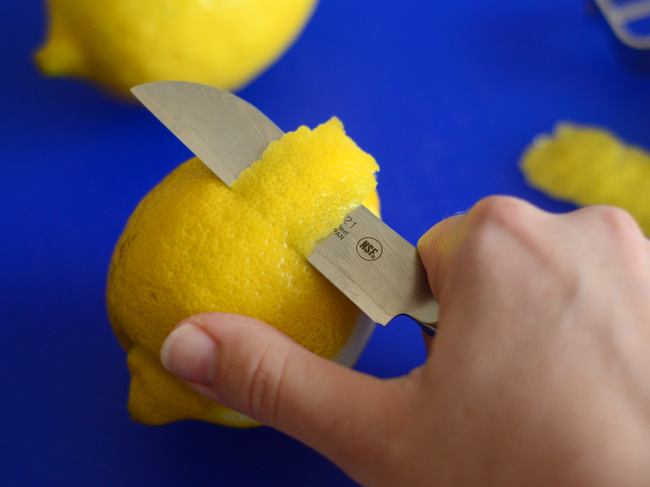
[{"left": 2, "top": 1, "right": 649, "bottom": 485}]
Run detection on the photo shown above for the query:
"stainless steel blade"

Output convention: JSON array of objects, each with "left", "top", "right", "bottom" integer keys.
[
  {"left": 131, "top": 81, "right": 439, "bottom": 334},
  {"left": 132, "top": 81, "right": 283, "bottom": 187},
  {"left": 308, "top": 205, "right": 438, "bottom": 327}
]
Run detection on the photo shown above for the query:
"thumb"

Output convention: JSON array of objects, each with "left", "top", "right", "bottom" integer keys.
[{"left": 160, "top": 312, "right": 401, "bottom": 474}]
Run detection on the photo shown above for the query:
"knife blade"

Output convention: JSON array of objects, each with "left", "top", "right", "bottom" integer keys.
[{"left": 131, "top": 81, "right": 438, "bottom": 335}]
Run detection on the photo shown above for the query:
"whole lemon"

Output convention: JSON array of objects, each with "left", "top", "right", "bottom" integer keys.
[
  {"left": 36, "top": 0, "right": 317, "bottom": 98},
  {"left": 107, "top": 118, "right": 381, "bottom": 426}
]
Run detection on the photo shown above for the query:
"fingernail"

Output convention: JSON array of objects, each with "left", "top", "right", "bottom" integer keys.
[{"left": 160, "top": 323, "right": 217, "bottom": 385}]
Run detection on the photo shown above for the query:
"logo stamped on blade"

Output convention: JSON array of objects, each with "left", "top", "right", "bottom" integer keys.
[{"left": 356, "top": 237, "right": 383, "bottom": 261}]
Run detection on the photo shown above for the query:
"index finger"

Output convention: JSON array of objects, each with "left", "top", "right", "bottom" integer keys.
[{"left": 417, "top": 211, "right": 466, "bottom": 298}]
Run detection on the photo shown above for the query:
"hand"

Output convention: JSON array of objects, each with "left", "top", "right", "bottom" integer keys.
[{"left": 160, "top": 196, "right": 650, "bottom": 486}]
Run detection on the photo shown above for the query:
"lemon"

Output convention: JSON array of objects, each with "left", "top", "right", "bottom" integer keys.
[
  {"left": 36, "top": 0, "right": 317, "bottom": 98},
  {"left": 107, "top": 118, "right": 380, "bottom": 426},
  {"left": 520, "top": 123, "right": 650, "bottom": 236}
]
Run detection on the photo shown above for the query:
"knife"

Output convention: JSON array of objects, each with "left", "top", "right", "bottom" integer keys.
[{"left": 131, "top": 81, "right": 439, "bottom": 336}]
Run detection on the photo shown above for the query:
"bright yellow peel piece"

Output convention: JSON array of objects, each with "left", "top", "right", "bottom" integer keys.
[{"left": 520, "top": 123, "right": 650, "bottom": 235}]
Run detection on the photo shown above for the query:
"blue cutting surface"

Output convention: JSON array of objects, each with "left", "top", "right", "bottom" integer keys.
[{"left": 2, "top": 1, "right": 649, "bottom": 485}]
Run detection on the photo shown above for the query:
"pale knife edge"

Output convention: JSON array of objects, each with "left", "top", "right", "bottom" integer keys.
[
  {"left": 132, "top": 81, "right": 283, "bottom": 186},
  {"left": 131, "top": 81, "right": 439, "bottom": 334}
]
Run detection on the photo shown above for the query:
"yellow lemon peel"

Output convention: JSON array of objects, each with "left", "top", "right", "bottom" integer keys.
[
  {"left": 520, "top": 123, "right": 650, "bottom": 235},
  {"left": 36, "top": 0, "right": 317, "bottom": 98},
  {"left": 107, "top": 117, "right": 380, "bottom": 426}
]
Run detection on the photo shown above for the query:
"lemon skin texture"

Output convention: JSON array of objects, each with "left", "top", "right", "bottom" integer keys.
[
  {"left": 36, "top": 0, "right": 318, "bottom": 98},
  {"left": 107, "top": 118, "right": 380, "bottom": 426},
  {"left": 520, "top": 123, "right": 650, "bottom": 236}
]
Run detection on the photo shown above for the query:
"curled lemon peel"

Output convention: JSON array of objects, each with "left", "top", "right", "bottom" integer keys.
[{"left": 520, "top": 123, "right": 650, "bottom": 235}]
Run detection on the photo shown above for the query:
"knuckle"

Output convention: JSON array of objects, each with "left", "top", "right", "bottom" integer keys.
[
  {"left": 590, "top": 205, "right": 640, "bottom": 239},
  {"left": 464, "top": 196, "right": 539, "bottom": 251},
  {"left": 441, "top": 196, "right": 536, "bottom": 285},
  {"left": 576, "top": 205, "right": 648, "bottom": 272},
  {"left": 245, "top": 348, "right": 287, "bottom": 426},
  {"left": 469, "top": 196, "right": 532, "bottom": 232}
]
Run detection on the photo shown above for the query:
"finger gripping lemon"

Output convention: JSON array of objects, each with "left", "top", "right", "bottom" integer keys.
[
  {"left": 36, "top": 0, "right": 317, "bottom": 98},
  {"left": 107, "top": 118, "right": 380, "bottom": 426}
]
